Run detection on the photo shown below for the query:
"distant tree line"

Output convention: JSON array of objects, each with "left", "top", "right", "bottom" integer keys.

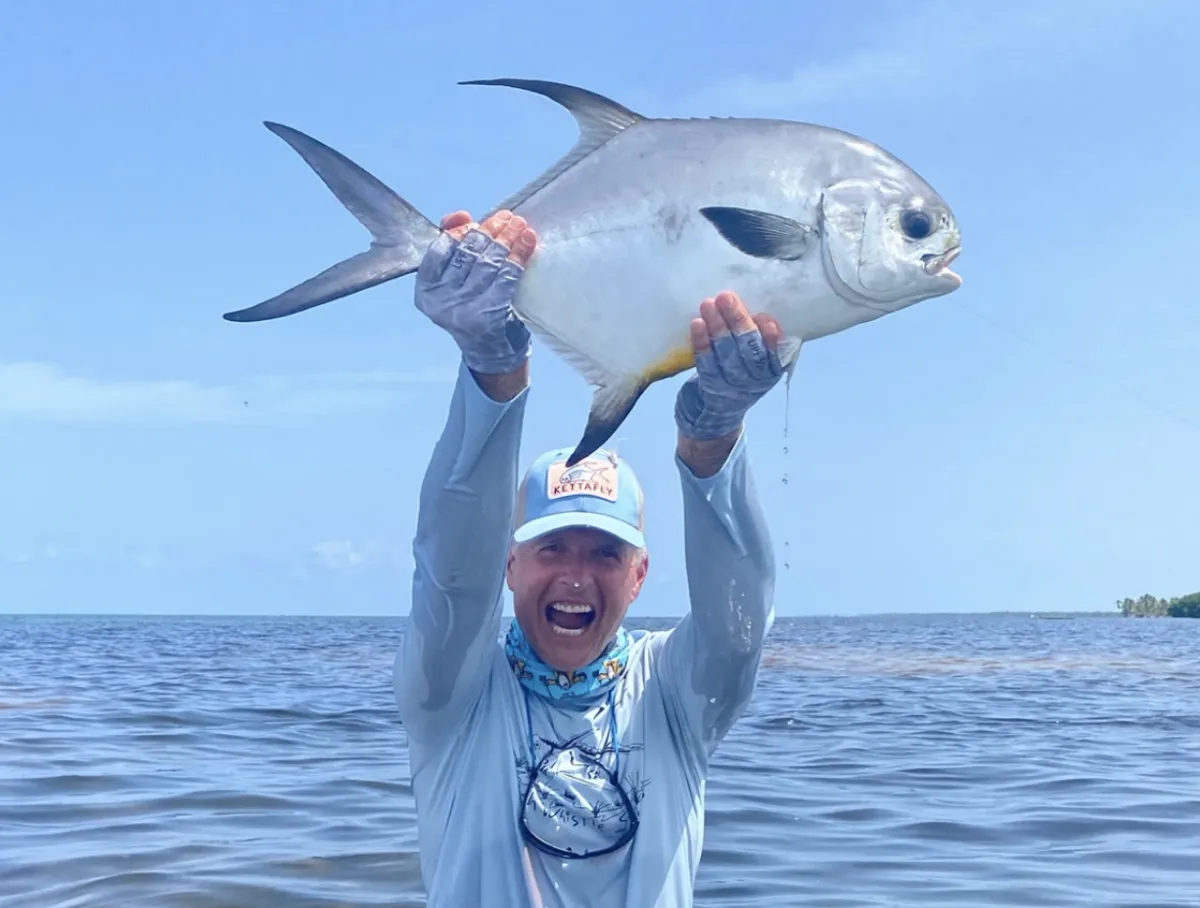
[{"left": 1116, "top": 591, "right": 1200, "bottom": 617}]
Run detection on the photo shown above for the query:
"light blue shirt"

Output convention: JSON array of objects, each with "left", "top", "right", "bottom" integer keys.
[{"left": 393, "top": 361, "right": 776, "bottom": 907}]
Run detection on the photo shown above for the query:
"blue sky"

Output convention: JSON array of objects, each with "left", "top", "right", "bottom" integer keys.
[{"left": 2, "top": 0, "right": 1196, "bottom": 616}]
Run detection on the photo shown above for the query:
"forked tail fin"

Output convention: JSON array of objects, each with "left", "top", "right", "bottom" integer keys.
[{"left": 223, "top": 122, "right": 439, "bottom": 322}]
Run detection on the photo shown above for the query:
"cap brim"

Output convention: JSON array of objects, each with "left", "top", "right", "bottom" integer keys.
[{"left": 513, "top": 512, "right": 645, "bottom": 548}]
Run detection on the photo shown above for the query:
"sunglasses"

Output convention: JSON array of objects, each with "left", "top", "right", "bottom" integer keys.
[{"left": 518, "top": 689, "right": 640, "bottom": 860}]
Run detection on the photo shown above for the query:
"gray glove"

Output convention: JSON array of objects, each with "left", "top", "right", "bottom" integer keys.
[
  {"left": 675, "top": 323, "right": 784, "bottom": 440},
  {"left": 414, "top": 227, "right": 531, "bottom": 375}
]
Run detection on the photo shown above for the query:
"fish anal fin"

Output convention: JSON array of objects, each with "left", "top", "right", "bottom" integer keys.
[
  {"left": 563, "top": 345, "right": 696, "bottom": 466},
  {"left": 522, "top": 305, "right": 689, "bottom": 466},
  {"left": 526, "top": 330, "right": 641, "bottom": 466},
  {"left": 699, "top": 206, "right": 815, "bottom": 261},
  {"left": 568, "top": 377, "right": 648, "bottom": 467},
  {"left": 459, "top": 78, "right": 645, "bottom": 213},
  {"left": 642, "top": 343, "right": 696, "bottom": 383}
]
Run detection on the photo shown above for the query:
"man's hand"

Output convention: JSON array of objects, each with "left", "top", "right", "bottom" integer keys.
[
  {"left": 415, "top": 209, "right": 538, "bottom": 401},
  {"left": 675, "top": 291, "right": 785, "bottom": 477}
]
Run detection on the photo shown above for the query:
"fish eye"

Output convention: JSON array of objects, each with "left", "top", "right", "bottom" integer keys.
[{"left": 900, "top": 208, "right": 934, "bottom": 240}]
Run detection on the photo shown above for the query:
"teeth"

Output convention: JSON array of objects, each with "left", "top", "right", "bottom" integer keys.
[
  {"left": 550, "top": 603, "right": 595, "bottom": 614},
  {"left": 924, "top": 246, "right": 961, "bottom": 276},
  {"left": 546, "top": 602, "right": 595, "bottom": 637}
]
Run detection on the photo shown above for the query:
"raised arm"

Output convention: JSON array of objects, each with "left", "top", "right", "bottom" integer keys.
[
  {"left": 393, "top": 209, "right": 538, "bottom": 739},
  {"left": 658, "top": 291, "right": 786, "bottom": 756}
]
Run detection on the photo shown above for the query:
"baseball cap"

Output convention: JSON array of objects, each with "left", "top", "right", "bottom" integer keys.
[{"left": 512, "top": 446, "right": 646, "bottom": 549}]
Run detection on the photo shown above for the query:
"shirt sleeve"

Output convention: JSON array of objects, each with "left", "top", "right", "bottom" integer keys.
[
  {"left": 655, "top": 429, "right": 776, "bottom": 759},
  {"left": 392, "top": 359, "right": 528, "bottom": 740}
]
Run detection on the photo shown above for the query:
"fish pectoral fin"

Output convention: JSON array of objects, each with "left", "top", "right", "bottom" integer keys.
[
  {"left": 778, "top": 336, "right": 803, "bottom": 385},
  {"left": 568, "top": 377, "right": 648, "bottom": 467},
  {"left": 778, "top": 335, "right": 803, "bottom": 371},
  {"left": 459, "top": 78, "right": 645, "bottom": 213},
  {"left": 698, "top": 207, "right": 815, "bottom": 261}
]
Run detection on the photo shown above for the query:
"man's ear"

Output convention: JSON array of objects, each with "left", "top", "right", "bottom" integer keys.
[
  {"left": 632, "top": 548, "right": 649, "bottom": 595},
  {"left": 505, "top": 544, "right": 517, "bottom": 592}
]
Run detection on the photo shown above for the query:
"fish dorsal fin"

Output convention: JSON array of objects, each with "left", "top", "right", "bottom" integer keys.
[{"left": 459, "top": 78, "right": 644, "bottom": 212}]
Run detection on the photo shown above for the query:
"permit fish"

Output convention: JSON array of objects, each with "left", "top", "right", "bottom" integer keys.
[{"left": 224, "top": 78, "right": 963, "bottom": 465}]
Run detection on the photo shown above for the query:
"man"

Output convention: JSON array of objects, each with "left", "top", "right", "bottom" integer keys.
[{"left": 393, "top": 206, "right": 783, "bottom": 908}]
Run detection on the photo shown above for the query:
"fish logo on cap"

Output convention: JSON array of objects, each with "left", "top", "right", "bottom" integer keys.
[
  {"left": 546, "top": 457, "right": 619, "bottom": 502},
  {"left": 512, "top": 446, "right": 645, "bottom": 548}
]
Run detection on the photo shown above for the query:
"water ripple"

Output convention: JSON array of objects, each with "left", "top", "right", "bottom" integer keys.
[{"left": 2, "top": 613, "right": 1198, "bottom": 906}]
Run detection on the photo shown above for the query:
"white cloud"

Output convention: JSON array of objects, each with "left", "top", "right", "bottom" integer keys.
[
  {"left": 689, "top": 0, "right": 1181, "bottom": 113},
  {"left": 312, "top": 539, "right": 369, "bottom": 571},
  {"left": 4, "top": 540, "right": 411, "bottom": 575},
  {"left": 8, "top": 546, "right": 60, "bottom": 564},
  {"left": 0, "top": 361, "right": 454, "bottom": 423},
  {"left": 309, "top": 539, "right": 410, "bottom": 573}
]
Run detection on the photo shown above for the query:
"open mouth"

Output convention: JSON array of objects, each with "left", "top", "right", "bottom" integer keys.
[
  {"left": 545, "top": 602, "right": 597, "bottom": 637},
  {"left": 922, "top": 246, "right": 962, "bottom": 280}
]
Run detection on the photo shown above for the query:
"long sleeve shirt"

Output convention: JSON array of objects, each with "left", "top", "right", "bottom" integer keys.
[{"left": 393, "top": 360, "right": 776, "bottom": 908}]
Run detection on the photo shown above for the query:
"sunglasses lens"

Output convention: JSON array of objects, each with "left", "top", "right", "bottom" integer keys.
[{"left": 521, "top": 752, "right": 638, "bottom": 859}]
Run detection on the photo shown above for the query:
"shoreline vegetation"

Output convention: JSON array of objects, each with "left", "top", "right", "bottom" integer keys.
[{"left": 1116, "top": 592, "right": 1200, "bottom": 618}]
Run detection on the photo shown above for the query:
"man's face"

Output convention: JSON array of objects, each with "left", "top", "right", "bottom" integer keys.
[{"left": 506, "top": 526, "right": 649, "bottom": 671}]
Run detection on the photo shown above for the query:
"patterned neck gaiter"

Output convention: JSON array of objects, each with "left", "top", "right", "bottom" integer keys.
[{"left": 504, "top": 618, "right": 631, "bottom": 701}]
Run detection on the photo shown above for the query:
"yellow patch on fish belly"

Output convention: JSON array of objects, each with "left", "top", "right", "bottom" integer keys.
[{"left": 641, "top": 344, "right": 696, "bottom": 383}]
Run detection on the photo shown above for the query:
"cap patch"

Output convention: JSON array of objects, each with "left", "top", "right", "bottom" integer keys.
[{"left": 546, "top": 457, "right": 619, "bottom": 502}]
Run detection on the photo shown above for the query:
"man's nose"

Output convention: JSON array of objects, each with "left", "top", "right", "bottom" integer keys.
[{"left": 557, "top": 560, "right": 592, "bottom": 588}]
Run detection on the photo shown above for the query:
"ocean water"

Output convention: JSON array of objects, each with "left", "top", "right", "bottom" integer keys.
[{"left": 1, "top": 613, "right": 1198, "bottom": 907}]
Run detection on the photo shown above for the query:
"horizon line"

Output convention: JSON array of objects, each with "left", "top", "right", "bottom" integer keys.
[{"left": 0, "top": 609, "right": 1123, "bottom": 619}]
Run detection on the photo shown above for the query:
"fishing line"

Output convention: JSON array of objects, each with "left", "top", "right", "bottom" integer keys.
[
  {"left": 769, "top": 301, "right": 1197, "bottom": 579},
  {"left": 960, "top": 302, "right": 1200, "bottom": 434},
  {"left": 781, "top": 371, "right": 792, "bottom": 573}
]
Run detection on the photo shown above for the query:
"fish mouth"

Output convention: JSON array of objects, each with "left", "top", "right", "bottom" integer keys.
[{"left": 922, "top": 246, "right": 962, "bottom": 282}]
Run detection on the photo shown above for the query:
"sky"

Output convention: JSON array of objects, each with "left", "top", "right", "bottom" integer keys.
[{"left": 1, "top": 0, "right": 1197, "bottom": 617}]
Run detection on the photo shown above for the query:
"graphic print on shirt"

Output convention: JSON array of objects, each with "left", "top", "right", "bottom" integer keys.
[{"left": 517, "top": 726, "right": 650, "bottom": 859}]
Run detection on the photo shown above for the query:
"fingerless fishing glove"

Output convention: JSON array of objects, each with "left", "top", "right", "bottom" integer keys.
[
  {"left": 414, "top": 228, "right": 532, "bottom": 374},
  {"left": 674, "top": 327, "right": 784, "bottom": 440}
]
